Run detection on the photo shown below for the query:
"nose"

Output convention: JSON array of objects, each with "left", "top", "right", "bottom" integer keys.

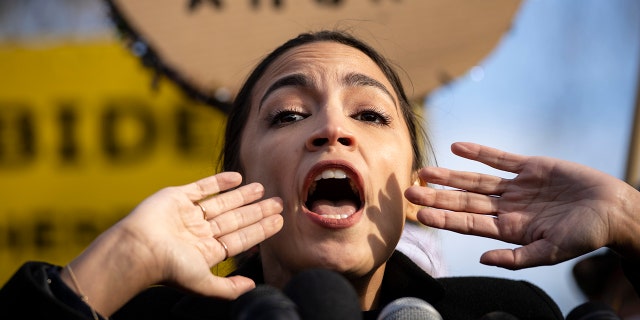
[{"left": 305, "top": 114, "right": 356, "bottom": 151}]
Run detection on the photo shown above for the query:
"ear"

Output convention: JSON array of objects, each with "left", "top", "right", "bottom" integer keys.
[
  {"left": 411, "top": 170, "right": 426, "bottom": 187},
  {"left": 405, "top": 171, "right": 425, "bottom": 222}
]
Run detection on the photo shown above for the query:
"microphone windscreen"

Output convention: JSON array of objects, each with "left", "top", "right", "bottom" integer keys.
[
  {"left": 566, "top": 301, "right": 621, "bottom": 320},
  {"left": 377, "top": 297, "right": 443, "bottom": 320},
  {"left": 478, "top": 311, "right": 520, "bottom": 320},
  {"left": 283, "top": 268, "right": 362, "bottom": 320},
  {"left": 231, "top": 284, "right": 300, "bottom": 320}
]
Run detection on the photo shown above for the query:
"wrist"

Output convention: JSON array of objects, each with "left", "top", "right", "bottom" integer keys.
[
  {"left": 49, "top": 266, "right": 107, "bottom": 320},
  {"left": 607, "top": 183, "right": 640, "bottom": 263},
  {"left": 61, "top": 222, "right": 163, "bottom": 316}
]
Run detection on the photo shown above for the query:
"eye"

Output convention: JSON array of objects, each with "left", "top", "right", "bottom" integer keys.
[
  {"left": 353, "top": 108, "right": 391, "bottom": 125},
  {"left": 269, "top": 110, "right": 308, "bottom": 127}
]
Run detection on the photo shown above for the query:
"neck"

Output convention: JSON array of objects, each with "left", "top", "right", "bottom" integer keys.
[{"left": 347, "top": 263, "right": 386, "bottom": 310}]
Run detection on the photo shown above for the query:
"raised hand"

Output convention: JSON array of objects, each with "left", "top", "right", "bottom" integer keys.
[
  {"left": 404, "top": 142, "right": 640, "bottom": 270},
  {"left": 62, "top": 172, "right": 283, "bottom": 316}
]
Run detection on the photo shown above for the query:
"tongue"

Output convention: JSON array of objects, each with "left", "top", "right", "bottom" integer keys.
[{"left": 311, "top": 199, "right": 358, "bottom": 216}]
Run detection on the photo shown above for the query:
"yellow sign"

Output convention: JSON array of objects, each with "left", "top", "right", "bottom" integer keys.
[{"left": 0, "top": 40, "right": 230, "bottom": 284}]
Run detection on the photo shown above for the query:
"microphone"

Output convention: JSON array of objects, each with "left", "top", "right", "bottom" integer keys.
[
  {"left": 566, "top": 301, "right": 621, "bottom": 320},
  {"left": 478, "top": 311, "right": 519, "bottom": 320},
  {"left": 231, "top": 284, "right": 300, "bottom": 320},
  {"left": 283, "top": 268, "right": 362, "bottom": 320},
  {"left": 377, "top": 297, "right": 443, "bottom": 320}
]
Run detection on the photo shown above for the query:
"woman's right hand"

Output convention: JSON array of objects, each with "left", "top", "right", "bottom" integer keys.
[{"left": 61, "top": 172, "right": 284, "bottom": 316}]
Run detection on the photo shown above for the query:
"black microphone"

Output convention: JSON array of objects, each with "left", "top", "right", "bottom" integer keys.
[
  {"left": 477, "top": 311, "right": 519, "bottom": 320},
  {"left": 231, "top": 284, "right": 300, "bottom": 320},
  {"left": 283, "top": 268, "right": 362, "bottom": 320},
  {"left": 566, "top": 301, "right": 621, "bottom": 320},
  {"left": 377, "top": 297, "right": 443, "bottom": 320}
]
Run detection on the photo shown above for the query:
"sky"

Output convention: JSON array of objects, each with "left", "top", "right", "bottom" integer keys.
[
  {"left": 425, "top": 0, "right": 640, "bottom": 315},
  {"left": 2, "top": 0, "right": 640, "bottom": 316}
]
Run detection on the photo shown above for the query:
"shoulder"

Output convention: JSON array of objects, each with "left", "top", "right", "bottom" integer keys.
[
  {"left": 382, "top": 252, "right": 563, "bottom": 319},
  {"left": 0, "top": 261, "right": 56, "bottom": 309}
]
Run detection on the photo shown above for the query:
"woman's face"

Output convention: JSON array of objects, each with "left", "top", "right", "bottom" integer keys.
[{"left": 239, "top": 41, "right": 415, "bottom": 283}]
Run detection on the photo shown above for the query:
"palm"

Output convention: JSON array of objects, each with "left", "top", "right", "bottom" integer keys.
[
  {"left": 123, "top": 189, "right": 220, "bottom": 290},
  {"left": 405, "top": 142, "right": 625, "bottom": 269},
  {"left": 490, "top": 157, "right": 610, "bottom": 267},
  {"left": 114, "top": 173, "right": 283, "bottom": 298}
]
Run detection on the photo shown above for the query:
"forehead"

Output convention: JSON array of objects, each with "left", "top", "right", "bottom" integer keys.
[{"left": 251, "top": 41, "right": 398, "bottom": 105}]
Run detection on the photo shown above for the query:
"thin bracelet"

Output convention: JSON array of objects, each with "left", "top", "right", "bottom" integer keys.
[{"left": 66, "top": 264, "right": 100, "bottom": 320}]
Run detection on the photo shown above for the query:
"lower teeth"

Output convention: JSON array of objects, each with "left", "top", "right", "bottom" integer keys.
[{"left": 321, "top": 214, "right": 349, "bottom": 219}]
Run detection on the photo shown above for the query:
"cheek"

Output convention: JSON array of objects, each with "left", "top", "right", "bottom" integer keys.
[
  {"left": 377, "top": 176, "right": 409, "bottom": 226},
  {"left": 240, "top": 131, "right": 298, "bottom": 191},
  {"left": 368, "top": 154, "right": 413, "bottom": 240},
  {"left": 373, "top": 135, "right": 414, "bottom": 231},
  {"left": 241, "top": 140, "right": 275, "bottom": 179},
  {"left": 240, "top": 129, "right": 267, "bottom": 180}
]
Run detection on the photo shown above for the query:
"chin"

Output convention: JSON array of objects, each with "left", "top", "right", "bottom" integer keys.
[{"left": 304, "top": 244, "right": 376, "bottom": 274}]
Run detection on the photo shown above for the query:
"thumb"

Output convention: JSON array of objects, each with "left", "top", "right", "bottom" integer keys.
[
  {"left": 193, "top": 274, "right": 257, "bottom": 300},
  {"left": 479, "top": 240, "right": 560, "bottom": 270}
]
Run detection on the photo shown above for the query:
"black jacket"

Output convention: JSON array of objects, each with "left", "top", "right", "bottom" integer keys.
[{"left": 0, "top": 251, "right": 569, "bottom": 319}]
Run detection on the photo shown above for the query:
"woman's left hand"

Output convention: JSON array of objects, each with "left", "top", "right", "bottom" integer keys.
[{"left": 405, "top": 142, "right": 640, "bottom": 270}]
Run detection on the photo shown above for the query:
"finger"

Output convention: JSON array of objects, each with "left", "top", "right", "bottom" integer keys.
[
  {"left": 215, "top": 214, "right": 284, "bottom": 260},
  {"left": 405, "top": 186, "right": 499, "bottom": 214},
  {"left": 195, "top": 274, "right": 257, "bottom": 300},
  {"left": 418, "top": 167, "right": 511, "bottom": 195},
  {"left": 416, "top": 207, "right": 501, "bottom": 240},
  {"left": 479, "top": 240, "right": 564, "bottom": 270},
  {"left": 451, "top": 142, "right": 528, "bottom": 174},
  {"left": 417, "top": 167, "right": 508, "bottom": 195},
  {"left": 209, "top": 197, "right": 284, "bottom": 237},
  {"left": 200, "top": 182, "right": 266, "bottom": 220},
  {"left": 182, "top": 172, "right": 243, "bottom": 201}
]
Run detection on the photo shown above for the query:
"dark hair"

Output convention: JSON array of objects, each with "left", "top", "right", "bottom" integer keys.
[{"left": 221, "top": 30, "right": 429, "bottom": 174}]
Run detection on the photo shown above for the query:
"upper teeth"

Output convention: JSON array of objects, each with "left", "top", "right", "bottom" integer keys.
[
  {"left": 309, "top": 169, "right": 359, "bottom": 195},
  {"left": 315, "top": 169, "right": 347, "bottom": 180}
]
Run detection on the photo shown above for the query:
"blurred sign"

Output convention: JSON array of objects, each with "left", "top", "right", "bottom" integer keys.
[
  {"left": 108, "top": 0, "right": 521, "bottom": 111},
  {"left": 0, "top": 40, "right": 230, "bottom": 284}
]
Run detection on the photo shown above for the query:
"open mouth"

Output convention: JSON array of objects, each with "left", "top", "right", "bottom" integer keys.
[{"left": 305, "top": 168, "right": 363, "bottom": 220}]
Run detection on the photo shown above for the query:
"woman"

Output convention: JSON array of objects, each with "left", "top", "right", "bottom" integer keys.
[{"left": 1, "top": 30, "right": 638, "bottom": 319}]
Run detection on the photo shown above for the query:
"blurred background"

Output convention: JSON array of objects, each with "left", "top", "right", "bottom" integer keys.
[
  {"left": 1, "top": 0, "right": 639, "bottom": 317},
  {"left": 427, "top": 1, "right": 640, "bottom": 317}
]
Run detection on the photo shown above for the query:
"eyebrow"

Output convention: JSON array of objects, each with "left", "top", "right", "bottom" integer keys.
[
  {"left": 258, "top": 72, "right": 397, "bottom": 110},
  {"left": 342, "top": 72, "right": 396, "bottom": 107},
  {"left": 259, "top": 73, "right": 312, "bottom": 110}
]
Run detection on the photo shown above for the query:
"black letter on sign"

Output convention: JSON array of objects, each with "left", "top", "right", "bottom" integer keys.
[
  {"left": 251, "top": 0, "right": 284, "bottom": 9},
  {"left": 34, "top": 218, "right": 55, "bottom": 250},
  {"left": 57, "top": 103, "right": 79, "bottom": 164},
  {"left": 101, "top": 100, "right": 156, "bottom": 163},
  {"left": 0, "top": 103, "right": 36, "bottom": 168},
  {"left": 314, "top": 0, "right": 343, "bottom": 7},
  {"left": 189, "top": 0, "right": 224, "bottom": 11}
]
